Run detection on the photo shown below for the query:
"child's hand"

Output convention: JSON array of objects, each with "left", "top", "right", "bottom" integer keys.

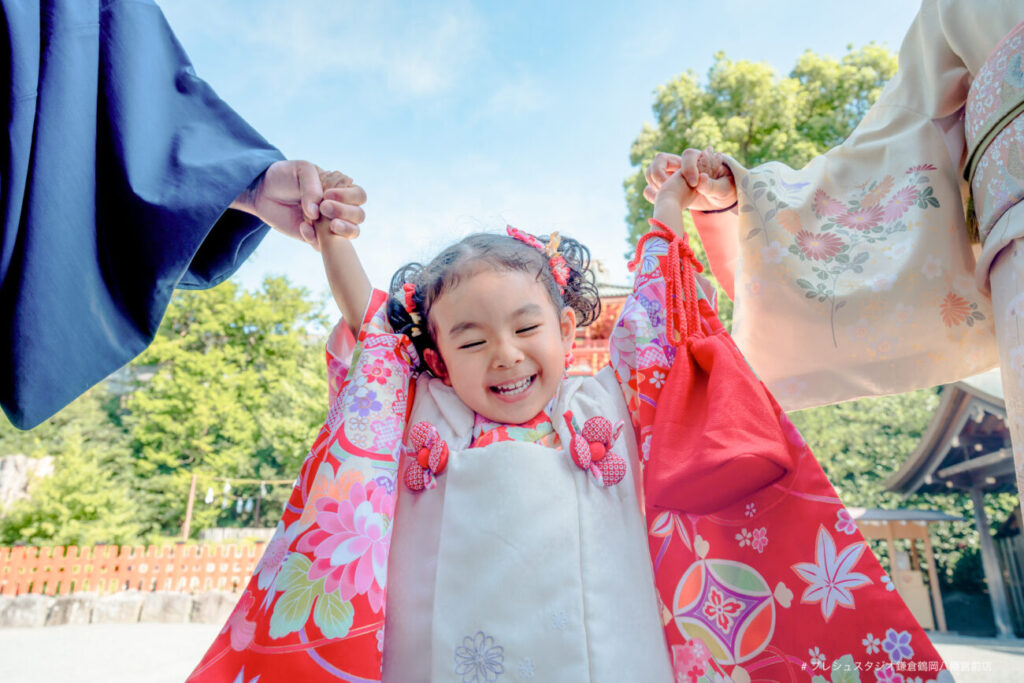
[
  {"left": 644, "top": 148, "right": 737, "bottom": 212},
  {"left": 308, "top": 170, "right": 367, "bottom": 252},
  {"left": 652, "top": 166, "right": 697, "bottom": 211}
]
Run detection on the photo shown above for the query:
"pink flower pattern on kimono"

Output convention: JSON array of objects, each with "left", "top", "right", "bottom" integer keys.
[
  {"left": 256, "top": 521, "right": 292, "bottom": 591},
  {"left": 671, "top": 639, "right": 712, "bottom": 683},
  {"left": 362, "top": 358, "right": 392, "bottom": 385},
  {"left": 297, "top": 480, "right": 394, "bottom": 612},
  {"left": 813, "top": 189, "right": 845, "bottom": 218},
  {"left": 882, "top": 186, "right": 919, "bottom": 222},
  {"left": 744, "top": 164, "right": 947, "bottom": 350},
  {"left": 221, "top": 591, "right": 257, "bottom": 651}
]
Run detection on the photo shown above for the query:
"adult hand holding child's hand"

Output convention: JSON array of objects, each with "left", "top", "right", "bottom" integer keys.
[
  {"left": 230, "top": 160, "right": 367, "bottom": 250},
  {"left": 644, "top": 148, "right": 737, "bottom": 211}
]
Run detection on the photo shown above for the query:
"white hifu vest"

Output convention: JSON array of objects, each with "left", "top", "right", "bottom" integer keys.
[{"left": 382, "top": 368, "right": 674, "bottom": 682}]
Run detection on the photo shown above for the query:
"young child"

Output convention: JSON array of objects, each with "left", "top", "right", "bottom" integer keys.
[{"left": 190, "top": 168, "right": 950, "bottom": 682}]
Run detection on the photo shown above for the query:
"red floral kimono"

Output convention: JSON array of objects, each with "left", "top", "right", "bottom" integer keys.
[{"left": 189, "top": 230, "right": 949, "bottom": 682}]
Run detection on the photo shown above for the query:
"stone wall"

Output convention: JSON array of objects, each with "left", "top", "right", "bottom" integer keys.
[{"left": 0, "top": 591, "right": 238, "bottom": 628}]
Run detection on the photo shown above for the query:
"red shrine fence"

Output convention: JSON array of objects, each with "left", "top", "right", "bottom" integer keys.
[{"left": 0, "top": 543, "right": 265, "bottom": 596}]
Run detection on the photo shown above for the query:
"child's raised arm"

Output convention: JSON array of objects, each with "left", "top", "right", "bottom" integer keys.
[{"left": 314, "top": 171, "right": 372, "bottom": 334}]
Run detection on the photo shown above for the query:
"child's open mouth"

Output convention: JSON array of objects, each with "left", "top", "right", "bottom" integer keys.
[{"left": 490, "top": 375, "right": 536, "bottom": 398}]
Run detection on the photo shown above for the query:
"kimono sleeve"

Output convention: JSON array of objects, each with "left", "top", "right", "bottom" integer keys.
[
  {"left": 690, "top": 0, "right": 1024, "bottom": 411},
  {"left": 1, "top": 0, "right": 284, "bottom": 429},
  {"left": 189, "top": 289, "right": 416, "bottom": 682}
]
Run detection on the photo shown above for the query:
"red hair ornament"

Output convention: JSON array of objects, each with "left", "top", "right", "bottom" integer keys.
[{"left": 506, "top": 225, "right": 569, "bottom": 293}]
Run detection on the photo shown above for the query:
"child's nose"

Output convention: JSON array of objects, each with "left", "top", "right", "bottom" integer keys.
[{"left": 492, "top": 337, "right": 524, "bottom": 368}]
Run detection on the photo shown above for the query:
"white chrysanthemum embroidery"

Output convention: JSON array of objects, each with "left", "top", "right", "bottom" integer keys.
[
  {"left": 550, "top": 610, "right": 568, "bottom": 631},
  {"left": 516, "top": 657, "right": 536, "bottom": 679},
  {"left": 454, "top": 631, "right": 505, "bottom": 683}
]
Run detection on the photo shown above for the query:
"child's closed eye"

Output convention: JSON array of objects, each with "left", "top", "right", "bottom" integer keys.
[
  {"left": 458, "top": 340, "right": 485, "bottom": 350},
  {"left": 516, "top": 324, "right": 540, "bottom": 334}
]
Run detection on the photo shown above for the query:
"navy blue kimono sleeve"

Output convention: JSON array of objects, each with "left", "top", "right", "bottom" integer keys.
[{"left": 1, "top": 0, "right": 286, "bottom": 429}]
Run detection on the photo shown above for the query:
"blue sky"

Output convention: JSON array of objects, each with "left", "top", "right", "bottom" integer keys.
[{"left": 160, "top": 0, "right": 922, "bottom": 306}]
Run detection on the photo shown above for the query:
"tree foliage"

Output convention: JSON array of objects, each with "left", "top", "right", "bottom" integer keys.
[
  {"left": 0, "top": 387, "right": 140, "bottom": 546},
  {"left": 624, "top": 46, "right": 898, "bottom": 328},
  {"left": 0, "top": 277, "right": 333, "bottom": 544},
  {"left": 125, "top": 277, "right": 329, "bottom": 537}
]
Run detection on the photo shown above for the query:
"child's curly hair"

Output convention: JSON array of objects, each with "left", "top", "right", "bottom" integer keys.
[{"left": 387, "top": 230, "right": 600, "bottom": 369}]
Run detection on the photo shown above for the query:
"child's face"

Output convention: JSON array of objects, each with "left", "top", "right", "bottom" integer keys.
[{"left": 425, "top": 268, "right": 576, "bottom": 425}]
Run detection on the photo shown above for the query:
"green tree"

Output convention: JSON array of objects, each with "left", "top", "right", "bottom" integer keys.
[
  {"left": 0, "top": 387, "right": 141, "bottom": 546},
  {"left": 788, "top": 390, "right": 1020, "bottom": 584},
  {"left": 125, "top": 276, "right": 330, "bottom": 537},
  {"left": 624, "top": 46, "right": 897, "bottom": 327}
]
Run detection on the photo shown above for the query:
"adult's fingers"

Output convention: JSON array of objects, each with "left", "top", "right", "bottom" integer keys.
[
  {"left": 323, "top": 185, "right": 367, "bottom": 207},
  {"left": 320, "top": 200, "right": 365, "bottom": 226},
  {"left": 297, "top": 162, "right": 325, "bottom": 222},
  {"left": 329, "top": 219, "right": 360, "bottom": 239}
]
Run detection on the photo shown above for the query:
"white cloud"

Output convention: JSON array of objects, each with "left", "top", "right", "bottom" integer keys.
[
  {"left": 160, "top": 0, "right": 485, "bottom": 100},
  {"left": 486, "top": 77, "right": 547, "bottom": 116}
]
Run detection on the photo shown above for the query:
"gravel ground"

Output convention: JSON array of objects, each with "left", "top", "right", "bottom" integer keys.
[{"left": 0, "top": 624, "right": 1021, "bottom": 682}]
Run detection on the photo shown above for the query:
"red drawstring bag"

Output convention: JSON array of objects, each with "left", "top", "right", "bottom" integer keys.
[{"left": 636, "top": 219, "right": 794, "bottom": 515}]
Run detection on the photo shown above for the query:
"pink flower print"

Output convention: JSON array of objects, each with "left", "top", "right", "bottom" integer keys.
[
  {"left": 835, "top": 508, "right": 857, "bottom": 535},
  {"left": 751, "top": 527, "right": 768, "bottom": 553},
  {"left": 256, "top": 522, "right": 292, "bottom": 590},
  {"left": 221, "top": 591, "right": 257, "bottom": 651},
  {"left": 813, "top": 189, "right": 845, "bottom": 218},
  {"left": 702, "top": 587, "right": 743, "bottom": 631},
  {"left": 796, "top": 230, "right": 845, "bottom": 261},
  {"left": 362, "top": 358, "right": 392, "bottom": 385},
  {"left": 837, "top": 205, "right": 885, "bottom": 231},
  {"left": 883, "top": 186, "right": 919, "bottom": 222},
  {"left": 298, "top": 481, "right": 394, "bottom": 613},
  {"left": 905, "top": 164, "right": 936, "bottom": 174},
  {"left": 875, "top": 663, "right": 906, "bottom": 683},
  {"left": 671, "top": 640, "right": 712, "bottom": 683}
]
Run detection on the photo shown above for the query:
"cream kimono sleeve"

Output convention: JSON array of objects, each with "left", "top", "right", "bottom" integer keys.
[{"left": 694, "top": 0, "right": 1024, "bottom": 411}]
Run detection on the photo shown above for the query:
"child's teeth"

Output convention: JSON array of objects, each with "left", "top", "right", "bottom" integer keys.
[{"left": 495, "top": 377, "right": 532, "bottom": 395}]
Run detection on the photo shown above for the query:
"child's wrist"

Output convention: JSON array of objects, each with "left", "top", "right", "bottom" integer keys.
[{"left": 652, "top": 197, "right": 684, "bottom": 226}]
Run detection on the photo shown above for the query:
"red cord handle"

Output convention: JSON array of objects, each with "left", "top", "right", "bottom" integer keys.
[{"left": 628, "top": 218, "right": 704, "bottom": 346}]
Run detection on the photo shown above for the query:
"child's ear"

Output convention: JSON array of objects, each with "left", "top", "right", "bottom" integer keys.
[
  {"left": 560, "top": 306, "right": 578, "bottom": 352},
  {"left": 423, "top": 349, "right": 451, "bottom": 386}
]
